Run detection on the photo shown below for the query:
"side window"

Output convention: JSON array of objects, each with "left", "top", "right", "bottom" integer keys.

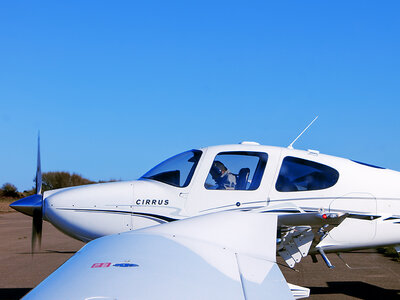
[
  {"left": 276, "top": 156, "right": 339, "bottom": 192},
  {"left": 205, "top": 151, "right": 268, "bottom": 191}
]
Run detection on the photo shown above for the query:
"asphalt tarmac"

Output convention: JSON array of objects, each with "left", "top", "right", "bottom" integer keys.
[{"left": 1, "top": 212, "right": 399, "bottom": 300}]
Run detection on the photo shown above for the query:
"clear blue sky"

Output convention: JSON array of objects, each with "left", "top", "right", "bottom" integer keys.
[{"left": 1, "top": 1, "right": 400, "bottom": 191}]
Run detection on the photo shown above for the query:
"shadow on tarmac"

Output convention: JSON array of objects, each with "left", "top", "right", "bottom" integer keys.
[
  {"left": 1, "top": 282, "right": 400, "bottom": 300},
  {"left": 309, "top": 281, "right": 400, "bottom": 299},
  {"left": 0, "top": 288, "right": 31, "bottom": 300}
]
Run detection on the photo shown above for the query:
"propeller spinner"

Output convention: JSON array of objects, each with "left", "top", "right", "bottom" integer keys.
[{"left": 10, "top": 135, "right": 44, "bottom": 253}]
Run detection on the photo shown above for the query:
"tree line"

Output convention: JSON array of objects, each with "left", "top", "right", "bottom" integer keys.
[{"left": 1, "top": 172, "right": 118, "bottom": 199}]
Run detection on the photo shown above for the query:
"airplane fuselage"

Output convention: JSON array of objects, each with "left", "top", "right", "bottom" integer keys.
[{"left": 39, "top": 143, "right": 400, "bottom": 254}]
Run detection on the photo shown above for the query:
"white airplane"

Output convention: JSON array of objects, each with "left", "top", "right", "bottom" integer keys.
[
  {"left": 23, "top": 209, "right": 339, "bottom": 299},
  {"left": 11, "top": 136, "right": 400, "bottom": 268}
]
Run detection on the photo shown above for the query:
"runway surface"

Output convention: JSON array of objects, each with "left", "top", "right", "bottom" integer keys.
[{"left": 1, "top": 212, "right": 399, "bottom": 299}]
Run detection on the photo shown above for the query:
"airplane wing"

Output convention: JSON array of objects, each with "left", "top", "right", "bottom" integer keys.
[{"left": 23, "top": 210, "right": 309, "bottom": 300}]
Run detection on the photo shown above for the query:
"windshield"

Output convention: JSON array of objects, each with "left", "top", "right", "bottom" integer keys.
[{"left": 140, "top": 150, "right": 202, "bottom": 187}]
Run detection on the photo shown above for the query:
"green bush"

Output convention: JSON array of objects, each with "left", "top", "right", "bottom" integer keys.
[
  {"left": 40, "top": 172, "right": 95, "bottom": 191},
  {"left": 0, "top": 183, "right": 20, "bottom": 198}
]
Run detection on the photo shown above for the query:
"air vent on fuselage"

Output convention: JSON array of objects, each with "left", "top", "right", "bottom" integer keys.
[{"left": 239, "top": 141, "right": 260, "bottom": 145}]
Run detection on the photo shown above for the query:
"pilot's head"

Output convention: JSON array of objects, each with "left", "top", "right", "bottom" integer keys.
[{"left": 210, "top": 161, "right": 227, "bottom": 180}]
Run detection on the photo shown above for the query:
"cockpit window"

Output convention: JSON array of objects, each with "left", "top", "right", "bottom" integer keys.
[
  {"left": 140, "top": 150, "right": 202, "bottom": 187},
  {"left": 205, "top": 151, "right": 268, "bottom": 190},
  {"left": 276, "top": 156, "right": 339, "bottom": 192}
]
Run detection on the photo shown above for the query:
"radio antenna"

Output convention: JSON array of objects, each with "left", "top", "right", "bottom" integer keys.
[{"left": 288, "top": 116, "right": 319, "bottom": 149}]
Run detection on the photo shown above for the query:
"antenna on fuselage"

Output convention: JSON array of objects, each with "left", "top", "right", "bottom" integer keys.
[{"left": 288, "top": 116, "right": 319, "bottom": 149}]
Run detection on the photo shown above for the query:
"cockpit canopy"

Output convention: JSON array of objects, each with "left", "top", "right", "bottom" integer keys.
[{"left": 140, "top": 147, "right": 340, "bottom": 192}]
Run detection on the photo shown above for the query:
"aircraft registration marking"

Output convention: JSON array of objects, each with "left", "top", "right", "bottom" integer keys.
[
  {"left": 91, "top": 262, "right": 139, "bottom": 268},
  {"left": 91, "top": 263, "right": 111, "bottom": 268}
]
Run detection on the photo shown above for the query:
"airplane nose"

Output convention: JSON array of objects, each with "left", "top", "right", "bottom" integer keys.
[{"left": 10, "top": 194, "right": 43, "bottom": 217}]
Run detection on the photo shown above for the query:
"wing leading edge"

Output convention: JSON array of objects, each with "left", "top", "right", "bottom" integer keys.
[{"left": 23, "top": 211, "right": 308, "bottom": 299}]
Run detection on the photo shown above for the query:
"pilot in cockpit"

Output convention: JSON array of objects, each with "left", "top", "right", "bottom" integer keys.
[{"left": 209, "top": 161, "right": 237, "bottom": 190}]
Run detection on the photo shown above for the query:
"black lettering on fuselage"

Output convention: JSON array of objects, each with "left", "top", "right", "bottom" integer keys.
[{"left": 135, "top": 199, "right": 170, "bottom": 206}]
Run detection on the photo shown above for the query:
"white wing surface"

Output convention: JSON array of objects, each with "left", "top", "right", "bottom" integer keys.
[{"left": 24, "top": 211, "right": 299, "bottom": 300}]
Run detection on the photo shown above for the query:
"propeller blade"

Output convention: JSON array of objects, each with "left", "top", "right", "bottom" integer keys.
[
  {"left": 32, "top": 207, "right": 43, "bottom": 253},
  {"left": 33, "top": 133, "right": 43, "bottom": 253},
  {"left": 10, "top": 133, "right": 44, "bottom": 254},
  {"left": 36, "top": 133, "right": 42, "bottom": 195}
]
